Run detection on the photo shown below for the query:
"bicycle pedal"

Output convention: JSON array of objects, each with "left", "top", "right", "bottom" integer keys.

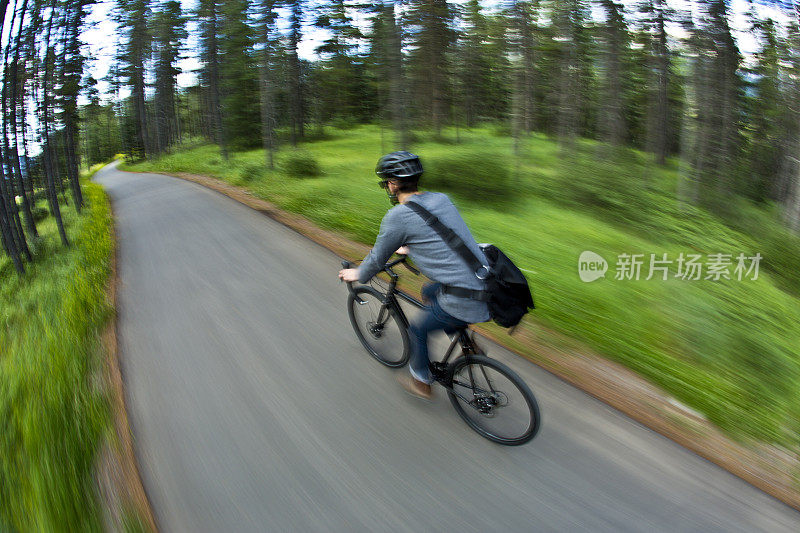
[{"left": 429, "top": 362, "right": 448, "bottom": 379}]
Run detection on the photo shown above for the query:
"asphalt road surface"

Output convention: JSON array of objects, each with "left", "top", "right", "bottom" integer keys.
[{"left": 96, "top": 163, "right": 800, "bottom": 532}]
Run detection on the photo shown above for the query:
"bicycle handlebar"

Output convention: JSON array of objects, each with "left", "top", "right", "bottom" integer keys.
[
  {"left": 341, "top": 256, "right": 426, "bottom": 309},
  {"left": 341, "top": 255, "right": 419, "bottom": 291},
  {"left": 402, "top": 260, "right": 420, "bottom": 276}
]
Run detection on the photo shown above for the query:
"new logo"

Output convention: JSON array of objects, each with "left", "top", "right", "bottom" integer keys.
[{"left": 579, "top": 251, "right": 608, "bottom": 282}]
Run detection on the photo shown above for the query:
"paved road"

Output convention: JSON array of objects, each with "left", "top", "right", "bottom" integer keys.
[{"left": 96, "top": 163, "right": 800, "bottom": 532}]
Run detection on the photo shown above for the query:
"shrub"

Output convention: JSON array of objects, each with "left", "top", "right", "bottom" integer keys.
[
  {"left": 283, "top": 150, "right": 322, "bottom": 178},
  {"left": 430, "top": 132, "right": 458, "bottom": 145},
  {"left": 492, "top": 122, "right": 513, "bottom": 137},
  {"left": 528, "top": 149, "right": 657, "bottom": 231},
  {"left": 31, "top": 205, "right": 49, "bottom": 223},
  {"left": 405, "top": 130, "right": 421, "bottom": 145},
  {"left": 330, "top": 116, "right": 358, "bottom": 130},
  {"left": 32, "top": 189, "right": 48, "bottom": 203},
  {"left": 304, "top": 129, "right": 332, "bottom": 142},
  {"left": 238, "top": 162, "right": 265, "bottom": 183},
  {"left": 424, "top": 150, "right": 512, "bottom": 202}
]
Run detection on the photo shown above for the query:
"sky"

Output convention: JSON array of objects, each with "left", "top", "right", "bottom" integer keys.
[{"left": 80, "top": 0, "right": 795, "bottom": 102}]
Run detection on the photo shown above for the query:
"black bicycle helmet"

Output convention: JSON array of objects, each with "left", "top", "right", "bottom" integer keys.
[{"left": 375, "top": 151, "right": 423, "bottom": 183}]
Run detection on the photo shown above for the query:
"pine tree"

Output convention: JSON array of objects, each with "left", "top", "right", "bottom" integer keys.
[
  {"left": 746, "top": 16, "right": 783, "bottom": 202},
  {"left": 57, "top": 0, "right": 94, "bottom": 209},
  {"left": 637, "top": 0, "right": 673, "bottom": 164},
  {"left": 39, "top": 0, "right": 69, "bottom": 246},
  {"left": 551, "top": 0, "right": 594, "bottom": 146},
  {"left": 313, "top": 0, "right": 368, "bottom": 124},
  {"left": 367, "top": 1, "right": 408, "bottom": 147},
  {"left": 783, "top": 6, "right": 800, "bottom": 231},
  {"left": 0, "top": 0, "right": 27, "bottom": 272},
  {"left": 286, "top": 0, "right": 305, "bottom": 144},
  {"left": 406, "top": 0, "right": 456, "bottom": 133},
  {"left": 152, "top": 0, "right": 186, "bottom": 154},
  {"left": 689, "top": 0, "right": 742, "bottom": 208},
  {"left": 219, "top": 0, "right": 260, "bottom": 149},
  {"left": 103, "top": 60, "right": 130, "bottom": 155},
  {"left": 508, "top": 0, "right": 538, "bottom": 135},
  {"left": 254, "top": 0, "right": 279, "bottom": 168},
  {"left": 197, "top": 0, "right": 228, "bottom": 158},
  {"left": 457, "top": 0, "right": 487, "bottom": 128},
  {"left": 3, "top": 0, "right": 38, "bottom": 240},
  {"left": 116, "top": 0, "right": 151, "bottom": 159},
  {"left": 598, "top": 0, "right": 627, "bottom": 147}
]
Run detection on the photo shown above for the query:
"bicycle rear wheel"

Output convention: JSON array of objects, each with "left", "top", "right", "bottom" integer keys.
[
  {"left": 447, "top": 355, "right": 540, "bottom": 445},
  {"left": 347, "top": 287, "right": 409, "bottom": 367}
]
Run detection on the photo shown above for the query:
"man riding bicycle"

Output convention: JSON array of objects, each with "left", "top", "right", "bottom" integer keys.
[{"left": 338, "top": 151, "right": 489, "bottom": 400}]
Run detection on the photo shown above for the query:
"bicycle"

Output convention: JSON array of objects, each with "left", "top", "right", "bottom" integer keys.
[{"left": 342, "top": 256, "right": 541, "bottom": 446}]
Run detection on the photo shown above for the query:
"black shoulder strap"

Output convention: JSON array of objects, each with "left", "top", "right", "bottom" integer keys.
[{"left": 405, "top": 199, "right": 487, "bottom": 275}]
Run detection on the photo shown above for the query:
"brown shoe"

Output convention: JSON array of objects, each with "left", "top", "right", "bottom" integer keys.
[{"left": 397, "top": 375, "right": 433, "bottom": 401}]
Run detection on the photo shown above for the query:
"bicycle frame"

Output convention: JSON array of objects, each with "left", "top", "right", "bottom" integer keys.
[
  {"left": 351, "top": 261, "right": 411, "bottom": 328},
  {"left": 345, "top": 257, "right": 483, "bottom": 383}
]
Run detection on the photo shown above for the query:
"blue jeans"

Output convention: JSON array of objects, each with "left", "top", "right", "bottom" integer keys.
[{"left": 409, "top": 283, "right": 469, "bottom": 384}]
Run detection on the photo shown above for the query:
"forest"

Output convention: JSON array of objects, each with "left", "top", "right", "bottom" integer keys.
[
  {"left": 0, "top": 0, "right": 799, "bottom": 271},
  {"left": 101, "top": 0, "right": 800, "bottom": 216}
]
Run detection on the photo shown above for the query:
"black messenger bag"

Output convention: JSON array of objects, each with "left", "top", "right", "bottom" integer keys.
[{"left": 405, "top": 201, "right": 534, "bottom": 329}]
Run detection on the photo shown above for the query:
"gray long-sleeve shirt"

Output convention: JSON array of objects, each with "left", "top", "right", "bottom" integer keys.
[{"left": 358, "top": 192, "right": 490, "bottom": 324}]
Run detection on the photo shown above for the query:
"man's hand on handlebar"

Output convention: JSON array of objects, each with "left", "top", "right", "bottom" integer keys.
[
  {"left": 339, "top": 253, "right": 417, "bottom": 284},
  {"left": 338, "top": 268, "right": 359, "bottom": 283}
]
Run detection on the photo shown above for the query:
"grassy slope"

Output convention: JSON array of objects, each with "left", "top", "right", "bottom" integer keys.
[
  {"left": 0, "top": 172, "right": 112, "bottom": 531},
  {"left": 125, "top": 125, "right": 800, "bottom": 446}
]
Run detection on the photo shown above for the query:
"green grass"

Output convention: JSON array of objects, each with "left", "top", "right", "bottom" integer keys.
[
  {"left": 0, "top": 169, "right": 112, "bottom": 531},
  {"left": 125, "top": 125, "right": 800, "bottom": 446}
]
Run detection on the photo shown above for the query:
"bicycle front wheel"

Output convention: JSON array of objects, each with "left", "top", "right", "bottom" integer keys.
[
  {"left": 347, "top": 287, "right": 409, "bottom": 368},
  {"left": 447, "top": 355, "right": 540, "bottom": 445}
]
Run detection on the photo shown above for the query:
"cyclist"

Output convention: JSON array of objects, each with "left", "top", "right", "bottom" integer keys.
[{"left": 338, "top": 151, "right": 489, "bottom": 400}]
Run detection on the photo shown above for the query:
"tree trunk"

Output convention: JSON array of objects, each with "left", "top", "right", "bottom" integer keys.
[
  {"left": 556, "top": 1, "right": 578, "bottom": 150},
  {"left": 521, "top": 4, "right": 536, "bottom": 133},
  {"left": 387, "top": 1, "right": 408, "bottom": 149},
  {"left": 259, "top": 60, "right": 275, "bottom": 168},
  {"left": 207, "top": 3, "right": 228, "bottom": 159},
  {"left": 258, "top": 2, "right": 276, "bottom": 169},
  {"left": 600, "top": 0, "right": 624, "bottom": 147},
  {"left": 785, "top": 73, "right": 800, "bottom": 231},
  {"left": 0, "top": 177, "right": 24, "bottom": 272},
  {"left": 0, "top": 0, "right": 30, "bottom": 266},
  {"left": 785, "top": 150, "right": 800, "bottom": 232},
  {"left": 0, "top": 139, "right": 28, "bottom": 269},
  {"left": 288, "top": 1, "right": 304, "bottom": 145},
  {"left": 133, "top": 71, "right": 149, "bottom": 159},
  {"left": 558, "top": 42, "right": 577, "bottom": 148},
  {"left": 63, "top": 0, "right": 83, "bottom": 209},
  {"left": 5, "top": 0, "right": 37, "bottom": 238},
  {"left": 41, "top": 0, "right": 69, "bottom": 246},
  {"left": 653, "top": 5, "right": 669, "bottom": 164}
]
